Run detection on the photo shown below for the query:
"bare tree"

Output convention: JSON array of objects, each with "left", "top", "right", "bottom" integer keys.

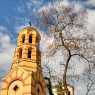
[
  {"left": 42, "top": 55, "right": 63, "bottom": 95},
  {"left": 43, "top": 64, "right": 54, "bottom": 95},
  {"left": 39, "top": 2, "right": 95, "bottom": 95}
]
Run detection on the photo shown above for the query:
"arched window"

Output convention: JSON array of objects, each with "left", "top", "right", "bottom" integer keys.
[
  {"left": 19, "top": 48, "right": 22, "bottom": 58},
  {"left": 29, "top": 34, "right": 32, "bottom": 43},
  {"left": 28, "top": 48, "right": 31, "bottom": 58},
  {"left": 22, "top": 34, "right": 25, "bottom": 43},
  {"left": 13, "top": 85, "right": 19, "bottom": 91}
]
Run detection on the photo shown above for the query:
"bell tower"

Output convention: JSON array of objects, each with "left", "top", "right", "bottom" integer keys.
[
  {"left": 12, "top": 27, "right": 41, "bottom": 71},
  {"left": 1, "top": 27, "right": 46, "bottom": 95}
]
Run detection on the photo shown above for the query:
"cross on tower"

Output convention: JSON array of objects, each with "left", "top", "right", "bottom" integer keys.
[{"left": 29, "top": 21, "right": 32, "bottom": 26}]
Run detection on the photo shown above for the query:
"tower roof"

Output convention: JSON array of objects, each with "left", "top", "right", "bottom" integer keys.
[
  {"left": 18, "top": 26, "right": 41, "bottom": 38},
  {"left": 17, "top": 26, "right": 41, "bottom": 46}
]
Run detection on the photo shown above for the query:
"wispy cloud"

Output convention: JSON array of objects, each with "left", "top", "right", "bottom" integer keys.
[
  {"left": 87, "top": 0, "right": 95, "bottom": 6},
  {"left": 0, "top": 26, "right": 16, "bottom": 70},
  {"left": 68, "top": 0, "right": 95, "bottom": 9},
  {"left": 87, "top": 10, "right": 95, "bottom": 35},
  {"left": 26, "top": 0, "right": 44, "bottom": 10},
  {"left": 17, "top": 0, "right": 44, "bottom": 14},
  {"left": 40, "top": 32, "right": 54, "bottom": 52}
]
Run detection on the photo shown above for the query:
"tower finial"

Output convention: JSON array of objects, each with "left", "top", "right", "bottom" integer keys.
[{"left": 29, "top": 21, "right": 32, "bottom": 26}]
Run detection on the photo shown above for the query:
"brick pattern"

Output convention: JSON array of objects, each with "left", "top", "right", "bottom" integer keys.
[{"left": 0, "top": 27, "right": 46, "bottom": 95}]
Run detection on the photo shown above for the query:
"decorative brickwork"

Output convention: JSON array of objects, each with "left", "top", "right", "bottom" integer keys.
[{"left": 0, "top": 27, "right": 46, "bottom": 95}]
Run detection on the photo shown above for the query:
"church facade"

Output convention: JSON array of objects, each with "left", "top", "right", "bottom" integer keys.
[{"left": 1, "top": 27, "right": 46, "bottom": 95}]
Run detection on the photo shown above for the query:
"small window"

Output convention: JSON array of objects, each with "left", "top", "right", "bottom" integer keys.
[
  {"left": 28, "top": 48, "right": 31, "bottom": 58},
  {"left": 13, "top": 85, "right": 19, "bottom": 91},
  {"left": 37, "top": 88, "right": 40, "bottom": 94},
  {"left": 29, "top": 35, "right": 32, "bottom": 43},
  {"left": 68, "top": 91, "right": 70, "bottom": 95},
  {"left": 19, "top": 48, "right": 22, "bottom": 58},
  {"left": 22, "top": 34, "right": 25, "bottom": 43}
]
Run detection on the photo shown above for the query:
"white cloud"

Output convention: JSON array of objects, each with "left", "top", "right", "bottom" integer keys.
[
  {"left": 68, "top": 56, "right": 89, "bottom": 76},
  {"left": 38, "top": 0, "right": 83, "bottom": 13},
  {"left": 87, "top": 10, "right": 95, "bottom": 35},
  {"left": 17, "top": 0, "right": 44, "bottom": 13},
  {"left": 38, "top": 2, "right": 52, "bottom": 13},
  {"left": 0, "top": 26, "right": 8, "bottom": 31},
  {"left": 26, "top": 0, "right": 43, "bottom": 11},
  {"left": 40, "top": 32, "right": 54, "bottom": 52},
  {"left": 38, "top": 0, "right": 70, "bottom": 13},
  {"left": 15, "top": 25, "right": 27, "bottom": 33},
  {"left": 87, "top": 0, "right": 95, "bottom": 6},
  {"left": 16, "top": 6, "right": 25, "bottom": 13},
  {"left": 75, "top": 83, "right": 87, "bottom": 95},
  {"left": 0, "top": 26, "right": 16, "bottom": 70},
  {"left": 29, "top": 0, "right": 42, "bottom": 4},
  {"left": 0, "top": 49, "right": 14, "bottom": 69}
]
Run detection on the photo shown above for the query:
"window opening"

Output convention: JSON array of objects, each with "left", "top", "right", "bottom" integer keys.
[
  {"left": 13, "top": 85, "right": 19, "bottom": 91},
  {"left": 29, "top": 35, "right": 32, "bottom": 43},
  {"left": 28, "top": 48, "right": 31, "bottom": 58},
  {"left": 22, "top": 34, "right": 25, "bottom": 43}
]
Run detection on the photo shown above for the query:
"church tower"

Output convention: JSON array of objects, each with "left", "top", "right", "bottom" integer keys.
[{"left": 1, "top": 26, "right": 46, "bottom": 95}]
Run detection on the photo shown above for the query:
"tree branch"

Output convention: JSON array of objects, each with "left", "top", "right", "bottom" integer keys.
[{"left": 71, "top": 54, "right": 95, "bottom": 64}]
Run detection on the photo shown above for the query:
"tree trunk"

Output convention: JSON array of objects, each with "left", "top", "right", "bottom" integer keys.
[
  {"left": 63, "top": 55, "right": 71, "bottom": 93},
  {"left": 59, "top": 31, "right": 71, "bottom": 89}
]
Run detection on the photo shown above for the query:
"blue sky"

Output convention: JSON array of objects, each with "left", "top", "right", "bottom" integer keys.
[
  {"left": 0, "top": 0, "right": 48, "bottom": 43},
  {"left": 0, "top": 0, "right": 95, "bottom": 43},
  {"left": 0, "top": 0, "right": 53, "bottom": 75},
  {"left": 0, "top": 0, "right": 95, "bottom": 70},
  {"left": 0, "top": 0, "right": 94, "bottom": 71},
  {"left": 0, "top": 0, "right": 95, "bottom": 93}
]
